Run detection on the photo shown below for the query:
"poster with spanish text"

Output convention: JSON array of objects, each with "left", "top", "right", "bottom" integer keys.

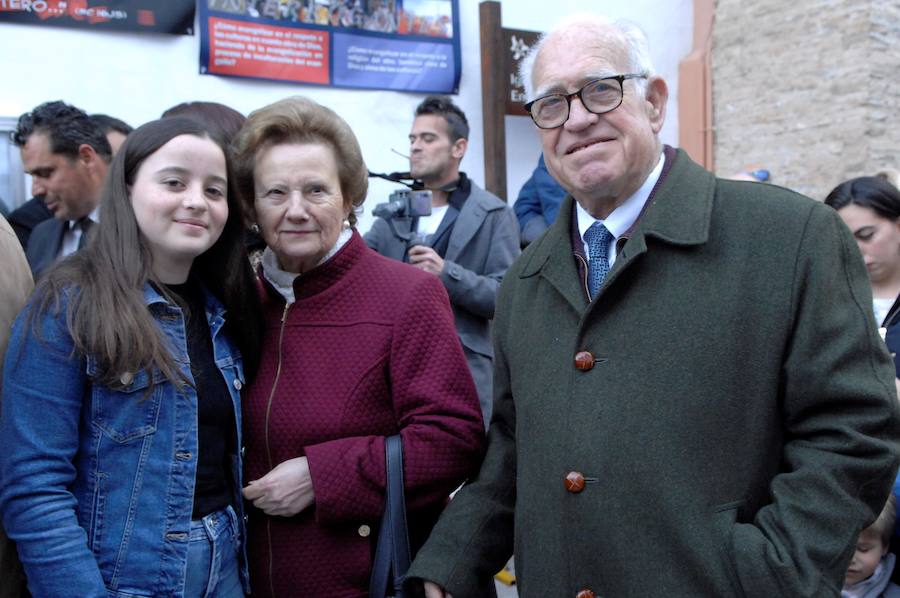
[{"left": 199, "top": 0, "right": 461, "bottom": 94}]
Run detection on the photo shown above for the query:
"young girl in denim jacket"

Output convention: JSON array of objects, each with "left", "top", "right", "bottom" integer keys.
[{"left": 0, "top": 117, "right": 262, "bottom": 597}]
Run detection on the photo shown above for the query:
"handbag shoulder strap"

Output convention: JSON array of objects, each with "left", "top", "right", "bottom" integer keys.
[{"left": 370, "top": 435, "right": 411, "bottom": 597}]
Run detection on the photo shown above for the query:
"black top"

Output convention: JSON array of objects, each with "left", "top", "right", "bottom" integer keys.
[
  {"left": 883, "top": 294, "right": 900, "bottom": 377},
  {"left": 165, "top": 278, "right": 235, "bottom": 519}
]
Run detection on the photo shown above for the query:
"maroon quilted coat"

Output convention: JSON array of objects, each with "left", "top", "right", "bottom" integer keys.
[{"left": 242, "top": 231, "right": 486, "bottom": 597}]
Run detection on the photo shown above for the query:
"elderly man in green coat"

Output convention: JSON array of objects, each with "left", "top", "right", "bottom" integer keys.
[{"left": 407, "top": 12, "right": 900, "bottom": 598}]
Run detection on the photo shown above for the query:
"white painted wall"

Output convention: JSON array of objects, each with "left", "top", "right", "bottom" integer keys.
[{"left": 0, "top": 1, "right": 692, "bottom": 230}]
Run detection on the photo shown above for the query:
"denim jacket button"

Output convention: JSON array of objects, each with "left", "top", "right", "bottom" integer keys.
[
  {"left": 240, "top": 446, "right": 246, "bottom": 458},
  {"left": 233, "top": 379, "right": 242, "bottom": 390},
  {"left": 119, "top": 372, "right": 134, "bottom": 386}
]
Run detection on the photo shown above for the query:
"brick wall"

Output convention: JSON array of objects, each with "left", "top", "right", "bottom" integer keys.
[{"left": 711, "top": 0, "right": 900, "bottom": 200}]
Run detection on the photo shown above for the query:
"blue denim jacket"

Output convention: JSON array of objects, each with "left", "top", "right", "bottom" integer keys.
[{"left": 0, "top": 284, "right": 248, "bottom": 598}]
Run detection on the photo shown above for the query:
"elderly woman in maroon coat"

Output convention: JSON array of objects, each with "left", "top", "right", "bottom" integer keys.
[{"left": 232, "top": 96, "right": 486, "bottom": 597}]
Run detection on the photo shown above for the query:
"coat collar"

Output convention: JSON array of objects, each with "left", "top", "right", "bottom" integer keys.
[
  {"left": 259, "top": 229, "right": 367, "bottom": 303},
  {"left": 518, "top": 147, "right": 716, "bottom": 311},
  {"left": 143, "top": 280, "right": 226, "bottom": 320},
  {"left": 446, "top": 183, "right": 504, "bottom": 259}
]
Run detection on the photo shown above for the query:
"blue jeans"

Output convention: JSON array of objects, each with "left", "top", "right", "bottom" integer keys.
[{"left": 184, "top": 505, "right": 245, "bottom": 598}]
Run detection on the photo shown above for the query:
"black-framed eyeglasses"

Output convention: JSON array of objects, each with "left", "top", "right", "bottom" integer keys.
[{"left": 523, "top": 74, "right": 647, "bottom": 129}]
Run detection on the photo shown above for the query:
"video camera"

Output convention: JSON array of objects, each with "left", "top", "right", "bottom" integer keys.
[
  {"left": 367, "top": 170, "right": 432, "bottom": 244},
  {"left": 372, "top": 188, "right": 432, "bottom": 220}
]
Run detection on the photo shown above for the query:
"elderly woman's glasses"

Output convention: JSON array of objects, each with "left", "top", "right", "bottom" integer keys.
[{"left": 524, "top": 74, "right": 648, "bottom": 129}]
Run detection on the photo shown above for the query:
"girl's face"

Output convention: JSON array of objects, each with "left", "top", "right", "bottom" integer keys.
[
  {"left": 130, "top": 134, "right": 229, "bottom": 283},
  {"left": 837, "top": 203, "right": 900, "bottom": 286}
]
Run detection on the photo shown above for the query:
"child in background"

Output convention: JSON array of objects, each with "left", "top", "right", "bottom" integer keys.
[{"left": 844, "top": 494, "right": 900, "bottom": 597}]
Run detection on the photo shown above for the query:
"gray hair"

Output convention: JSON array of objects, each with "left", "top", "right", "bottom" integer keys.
[{"left": 519, "top": 14, "right": 656, "bottom": 102}]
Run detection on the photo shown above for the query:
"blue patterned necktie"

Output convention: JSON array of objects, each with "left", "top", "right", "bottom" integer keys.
[{"left": 584, "top": 221, "right": 614, "bottom": 297}]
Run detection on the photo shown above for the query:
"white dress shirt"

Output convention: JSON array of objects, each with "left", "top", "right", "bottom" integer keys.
[{"left": 575, "top": 151, "right": 666, "bottom": 267}]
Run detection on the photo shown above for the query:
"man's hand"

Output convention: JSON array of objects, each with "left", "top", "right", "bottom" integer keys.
[
  {"left": 423, "top": 581, "right": 453, "bottom": 598},
  {"left": 242, "top": 456, "right": 314, "bottom": 517},
  {"left": 408, "top": 245, "right": 445, "bottom": 276}
]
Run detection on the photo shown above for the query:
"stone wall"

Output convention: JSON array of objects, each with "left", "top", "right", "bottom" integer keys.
[{"left": 712, "top": 0, "right": 900, "bottom": 200}]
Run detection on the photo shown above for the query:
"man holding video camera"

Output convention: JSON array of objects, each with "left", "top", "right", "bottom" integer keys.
[{"left": 365, "top": 96, "right": 520, "bottom": 426}]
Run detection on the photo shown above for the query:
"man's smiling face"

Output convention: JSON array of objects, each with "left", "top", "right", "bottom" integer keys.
[{"left": 533, "top": 25, "right": 664, "bottom": 217}]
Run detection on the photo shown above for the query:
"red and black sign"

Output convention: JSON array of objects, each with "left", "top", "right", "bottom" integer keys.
[{"left": 0, "top": 0, "right": 195, "bottom": 35}]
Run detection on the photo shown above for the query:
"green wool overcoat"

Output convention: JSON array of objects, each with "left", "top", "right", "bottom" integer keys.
[{"left": 407, "top": 149, "right": 900, "bottom": 597}]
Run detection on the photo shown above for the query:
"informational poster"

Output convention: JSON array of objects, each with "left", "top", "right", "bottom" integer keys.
[
  {"left": 0, "top": 0, "right": 195, "bottom": 35},
  {"left": 199, "top": 0, "right": 461, "bottom": 94}
]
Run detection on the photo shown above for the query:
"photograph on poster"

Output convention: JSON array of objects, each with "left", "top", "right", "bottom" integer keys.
[{"left": 399, "top": 0, "right": 451, "bottom": 38}]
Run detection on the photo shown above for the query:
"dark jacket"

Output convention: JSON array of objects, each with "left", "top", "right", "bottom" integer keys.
[
  {"left": 513, "top": 153, "right": 567, "bottom": 246},
  {"left": 242, "top": 232, "right": 485, "bottom": 597},
  {"left": 408, "top": 148, "right": 900, "bottom": 597},
  {"left": 7, "top": 197, "right": 52, "bottom": 250},
  {"left": 24, "top": 217, "right": 65, "bottom": 278},
  {"left": 881, "top": 297, "right": 900, "bottom": 376}
]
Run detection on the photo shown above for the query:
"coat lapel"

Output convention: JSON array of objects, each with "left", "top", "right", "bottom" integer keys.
[
  {"left": 25, "top": 218, "right": 65, "bottom": 277},
  {"left": 428, "top": 206, "right": 459, "bottom": 248},
  {"left": 519, "top": 196, "right": 588, "bottom": 315},
  {"left": 521, "top": 149, "right": 717, "bottom": 310},
  {"left": 445, "top": 195, "right": 487, "bottom": 260}
]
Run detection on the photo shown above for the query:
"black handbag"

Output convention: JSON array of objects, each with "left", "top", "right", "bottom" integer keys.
[{"left": 370, "top": 435, "right": 411, "bottom": 598}]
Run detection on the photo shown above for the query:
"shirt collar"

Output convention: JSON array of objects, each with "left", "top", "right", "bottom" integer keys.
[
  {"left": 67, "top": 206, "right": 100, "bottom": 230},
  {"left": 575, "top": 150, "right": 666, "bottom": 243}
]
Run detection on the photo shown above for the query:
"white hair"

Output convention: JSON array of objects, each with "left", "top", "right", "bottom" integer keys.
[{"left": 519, "top": 13, "right": 656, "bottom": 102}]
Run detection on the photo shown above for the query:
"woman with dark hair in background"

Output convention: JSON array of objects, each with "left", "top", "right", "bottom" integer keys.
[
  {"left": 0, "top": 116, "right": 262, "bottom": 597},
  {"left": 826, "top": 176, "right": 900, "bottom": 364},
  {"left": 826, "top": 175, "right": 900, "bottom": 574},
  {"left": 231, "top": 96, "right": 485, "bottom": 597}
]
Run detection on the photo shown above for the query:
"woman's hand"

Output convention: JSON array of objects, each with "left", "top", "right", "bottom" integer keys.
[{"left": 242, "top": 456, "right": 315, "bottom": 516}]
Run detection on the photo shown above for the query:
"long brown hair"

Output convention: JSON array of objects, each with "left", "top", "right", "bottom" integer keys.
[{"left": 30, "top": 117, "right": 262, "bottom": 388}]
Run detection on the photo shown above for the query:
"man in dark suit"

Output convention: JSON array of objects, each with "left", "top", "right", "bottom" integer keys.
[
  {"left": 408, "top": 12, "right": 900, "bottom": 598},
  {"left": 364, "top": 96, "right": 520, "bottom": 426},
  {"left": 6, "top": 114, "right": 130, "bottom": 252},
  {"left": 13, "top": 101, "right": 111, "bottom": 278}
]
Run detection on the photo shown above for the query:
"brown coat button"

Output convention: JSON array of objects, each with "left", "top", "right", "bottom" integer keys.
[
  {"left": 576, "top": 590, "right": 596, "bottom": 598},
  {"left": 565, "top": 471, "right": 585, "bottom": 493},
  {"left": 574, "top": 351, "right": 595, "bottom": 370}
]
